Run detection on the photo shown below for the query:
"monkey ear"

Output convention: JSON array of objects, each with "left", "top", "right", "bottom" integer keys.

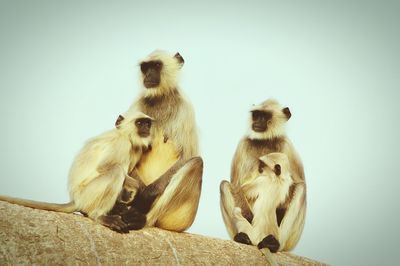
[
  {"left": 174, "top": 52, "right": 184, "bottom": 66},
  {"left": 282, "top": 107, "right": 291, "bottom": 120},
  {"left": 274, "top": 164, "right": 281, "bottom": 176},
  {"left": 115, "top": 115, "right": 125, "bottom": 129}
]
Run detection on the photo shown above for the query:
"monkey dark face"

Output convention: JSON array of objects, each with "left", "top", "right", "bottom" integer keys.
[
  {"left": 251, "top": 110, "right": 272, "bottom": 132},
  {"left": 258, "top": 159, "right": 282, "bottom": 177},
  {"left": 274, "top": 164, "right": 281, "bottom": 176},
  {"left": 135, "top": 118, "right": 152, "bottom": 137},
  {"left": 258, "top": 159, "right": 266, "bottom": 174},
  {"left": 140, "top": 60, "right": 163, "bottom": 88}
]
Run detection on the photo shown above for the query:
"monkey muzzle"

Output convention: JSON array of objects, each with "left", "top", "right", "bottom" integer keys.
[{"left": 252, "top": 122, "right": 268, "bottom": 132}]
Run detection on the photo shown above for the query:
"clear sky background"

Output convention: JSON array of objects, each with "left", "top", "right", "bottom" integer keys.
[{"left": 0, "top": 1, "right": 399, "bottom": 265}]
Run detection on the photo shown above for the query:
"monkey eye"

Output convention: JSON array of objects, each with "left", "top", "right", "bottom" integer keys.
[
  {"left": 154, "top": 61, "right": 163, "bottom": 69},
  {"left": 274, "top": 164, "right": 281, "bottom": 176},
  {"left": 135, "top": 118, "right": 151, "bottom": 127},
  {"left": 140, "top": 63, "right": 150, "bottom": 73}
]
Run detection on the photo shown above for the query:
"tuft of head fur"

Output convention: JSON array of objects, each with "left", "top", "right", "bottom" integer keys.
[
  {"left": 248, "top": 99, "right": 290, "bottom": 140},
  {"left": 139, "top": 50, "right": 184, "bottom": 98}
]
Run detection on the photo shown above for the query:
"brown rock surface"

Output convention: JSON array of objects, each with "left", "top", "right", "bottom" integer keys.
[{"left": 0, "top": 201, "right": 327, "bottom": 265}]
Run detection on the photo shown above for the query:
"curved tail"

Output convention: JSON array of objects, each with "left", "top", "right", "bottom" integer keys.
[{"left": 0, "top": 195, "right": 77, "bottom": 213}]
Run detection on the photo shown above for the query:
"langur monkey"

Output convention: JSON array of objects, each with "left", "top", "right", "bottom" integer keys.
[
  {"left": 220, "top": 99, "right": 306, "bottom": 252},
  {"left": 229, "top": 153, "right": 293, "bottom": 253},
  {"left": 0, "top": 110, "right": 154, "bottom": 233},
  {"left": 117, "top": 50, "right": 203, "bottom": 232}
]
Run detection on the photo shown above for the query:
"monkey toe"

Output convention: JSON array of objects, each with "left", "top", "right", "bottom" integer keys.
[
  {"left": 234, "top": 232, "right": 252, "bottom": 245},
  {"left": 257, "top": 234, "right": 280, "bottom": 253}
]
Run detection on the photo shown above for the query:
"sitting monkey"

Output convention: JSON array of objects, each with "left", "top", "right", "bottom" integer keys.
[{"left": 0, "top": 110, "right": 154, "bottom": 233}]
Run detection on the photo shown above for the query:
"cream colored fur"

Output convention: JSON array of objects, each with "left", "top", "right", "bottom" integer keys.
[
  {"left": 248, "top": 99, "right": 288, "bottom": 140},
  {"left": 139, "top": 50, "right": 184, "bottom": 98},
  {"left": 235, "top": 153, "right": 293, "bottom": 244},
  {"left": 124, "top": 50, "right": 202, "bottom": 232},
  {"left": 0, "top": 111, "right": 153, "bottom": 222},
  {"left": 220, "top": 98, "right": 306, "bottom": 252}
]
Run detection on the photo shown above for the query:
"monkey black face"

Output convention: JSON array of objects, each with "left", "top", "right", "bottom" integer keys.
[
  {"left": 135, "top": 118, "right": 152, "bottom": 137},
  {"left": 259, "top": 159, "right": 282, "bottom": 176},
  {"left": 140, "top": 60, "right": 163, "bottom": 88},
  {"left": 251, "top": 110, "right": 272, "bottom": 132}
]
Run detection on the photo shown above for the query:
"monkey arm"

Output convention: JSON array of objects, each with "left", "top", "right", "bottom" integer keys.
[
  {"left": 230, "top": 139, "right": 248, "bottom": 187},
  {"left": 172, "top": 101, "right": 199, "bottom": 161},
  {"left": 282, "top": 140, "right": 305, "bottom": 183},
  {"left": 118, "top": 173, "right": 145, "bottom": 204},
  {"left": 231, "top": 185, "right": 254, "bottom": 223}
]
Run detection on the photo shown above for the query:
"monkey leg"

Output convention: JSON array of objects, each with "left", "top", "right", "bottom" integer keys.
[
  {"left": 220, "top": 181, "right": 254, "bottom": 243},
  {"left": 278, "top": 183, "right": 306, "bottom": 251},
  {"left": 118, "top": 159, "right": 189, "bottom": 231},
  {"left": 144, "top": 157, "right": 203, "bottom": 232},
  {"left": 130, "top": 158, "right": 188, "bottom": 214},
  {"left": 75, "top": 164, "right": 130, "bottom": 232},
  {"left": 220, "top": 181, "right": 239, "bottom": 238}
]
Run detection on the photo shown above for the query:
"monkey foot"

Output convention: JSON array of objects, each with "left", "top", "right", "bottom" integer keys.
[
  {"left": 257, "top": 234, "right": 280, "bottom": 253},
  {"left": 121, "top": 207, "right": 147, "bottom": 230},
  {"left": 107, "top": 202, "right": 129, "bottom": 216},
  {"left": 98, "top": 215, "right": 129, "bottom": 234},
  {"left": 234, "top": 232, "right": 252, "bottom": 245}
]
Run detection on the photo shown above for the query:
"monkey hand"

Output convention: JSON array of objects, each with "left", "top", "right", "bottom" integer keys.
[
  {"left": 129, "top": 184, "right": 160, "bottom": 214},
  {"left": 163, "top": 134, "right": 169, "bottom": 143}
]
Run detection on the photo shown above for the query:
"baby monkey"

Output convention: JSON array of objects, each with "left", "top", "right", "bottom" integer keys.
[
  {"left": 0, "top": 110, "right": 154, "bottom": 233},
  {"left": 232, "top": 153, "right": 293, "bottom": 252}
]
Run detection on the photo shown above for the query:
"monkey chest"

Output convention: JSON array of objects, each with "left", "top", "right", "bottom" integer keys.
[{"left": 136, "top": 133, "right": 180, "bottom": 185}]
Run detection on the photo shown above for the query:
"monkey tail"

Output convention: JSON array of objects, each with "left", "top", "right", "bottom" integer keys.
[{"left": 0, "top": 195, "right": 77, "bottom": 213}]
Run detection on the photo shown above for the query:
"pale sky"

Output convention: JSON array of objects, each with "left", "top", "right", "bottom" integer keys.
[{"left": 0, "top": 1, "right": 399, "bottom": 265}]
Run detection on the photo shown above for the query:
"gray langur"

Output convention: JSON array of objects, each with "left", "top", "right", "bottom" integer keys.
[
  {"left": 118, "top": 50, "right": 203, "bottom": 232},
  {"left": 220, "top": 99, "right": 306, "bottom": 252},
  {"left": 0, "top": 110, "right": 154, "bottom": 233},
  {"left": 228, "top": 153, "right": 293, "bottom": 253}
]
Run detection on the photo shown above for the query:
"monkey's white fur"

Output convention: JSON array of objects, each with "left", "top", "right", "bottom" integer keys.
[
  {"left": 69, "top": 110, "right": 153, "bottom": 219},
  {"left": 0, "top": 110, "right": 153, "bottom": 222},
  {"left": 248, "top": 99, "right": 288, "bottom": 140},
  {"left": 234, "top": 153, "right": 293, "bottom": 244},
  {"left": 139, "top": 50, "right": 184, "bottom": 99},
  {"left": 124, "top": 50, "right": 202, "bottom": 232},
  {"left": 221, "top": 98, "right": 306, "bottom": 251}
]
